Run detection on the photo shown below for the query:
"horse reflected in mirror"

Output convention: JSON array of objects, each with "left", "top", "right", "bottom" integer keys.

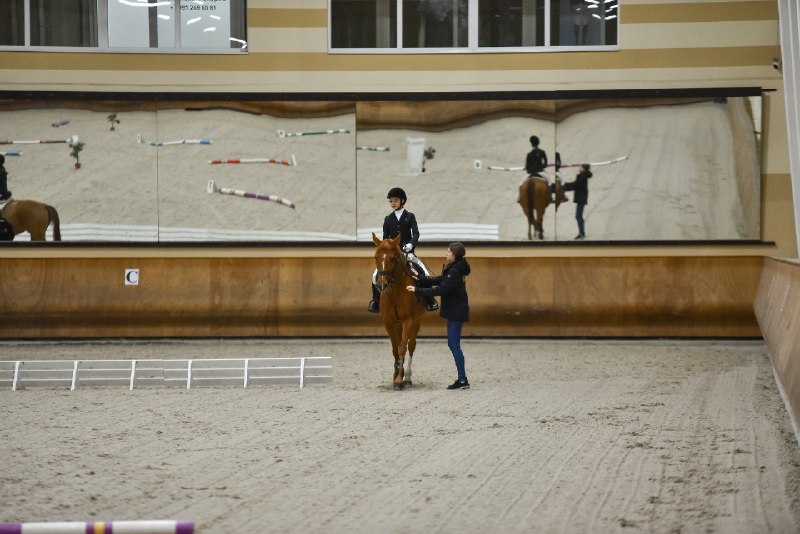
[
  {"left": 0, "top": 199, "right": 61, "bottom": 241},
  {"left": 518, "top": 177, "right": 566, "bottom": 240},
  {"left": 372, "top": 232, "right": 427, "bottom": 390}
]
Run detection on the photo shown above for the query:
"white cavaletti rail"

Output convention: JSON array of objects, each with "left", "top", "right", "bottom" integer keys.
[{"left": 0, "top": 357, "right": 333, "bottom": 391}]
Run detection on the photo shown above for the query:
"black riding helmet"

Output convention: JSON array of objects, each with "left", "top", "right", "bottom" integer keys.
[{"left": 387, "top": 187, "right": 407, "bottom": 203}]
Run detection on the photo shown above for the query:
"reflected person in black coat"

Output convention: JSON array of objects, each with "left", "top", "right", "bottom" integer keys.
[
  {"left": 407, "top": 242, "right": 472, "bottom": 390},
  {"left": 563, "top": 163, "right": 592, "bottom": 240}
]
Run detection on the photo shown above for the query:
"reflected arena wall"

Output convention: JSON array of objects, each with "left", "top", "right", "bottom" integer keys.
[{"left": 0, "top": 255, "right": 762, "bottom": 338}]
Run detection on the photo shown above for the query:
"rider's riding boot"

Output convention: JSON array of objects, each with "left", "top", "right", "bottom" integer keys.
[
  {"left": 427, "top": 297, "right": 439, "bottom": 312},
  {"left": 0, "top": 190, "right": 11, "bottom": 201},
  {"left": 368, "top": 285, "right": 380, "bottom": 313}
]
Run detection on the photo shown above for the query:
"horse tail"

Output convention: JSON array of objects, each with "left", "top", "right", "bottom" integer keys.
[
  {"left": 526, "top": 178, "right": 536, "bottom": 224},
  {"left": 45, "top": 204, "right": 61, "bottom": 241}
]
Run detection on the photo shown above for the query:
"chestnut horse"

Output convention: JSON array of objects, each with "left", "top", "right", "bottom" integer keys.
[
  {"left": 372, "top": 232, "right": 427, "bottom": 390},
  {"left": 0, "top": 199, "right": 61, "bottom": 241},
  {"left": 518, "top": 176, "right": 566, "bottom": 240}
]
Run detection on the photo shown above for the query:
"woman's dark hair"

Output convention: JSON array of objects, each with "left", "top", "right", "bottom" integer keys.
[{"left": 448, "top": 242, "right": 466, "bottom": 261}]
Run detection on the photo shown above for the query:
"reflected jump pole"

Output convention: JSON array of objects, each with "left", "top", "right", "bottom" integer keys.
[
  {"left": 209, "top": 155, "right": 297, "bottom": 166},
  {"left": 207, "top": 180, "right": 295, "bottom": 209},
  {"left": 0, "top": 520, "right": 193, "bottom": 534},
  {"left": 356, "top": 146, "right": 391, "bottom": 152},
  {"left": 479, "top": 155, "right": 628, "bottom": 172},
  {"left": 148, "top": 139, "right": 212, "bottom": 147},
  {"left": 0, "top": 152, "right": 22, "bottom": 157},
  {"left": 277, "top": 128, "right": 350, "bottom": 138},
  {"left": 0, "top": 135, "right": 79, "bottom": 145}
]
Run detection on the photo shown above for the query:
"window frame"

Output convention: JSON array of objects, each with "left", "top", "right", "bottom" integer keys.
[
  {"left": 328, "top": 0, "right": 619, "bottom": 54},
  {"left": 0, "top": 0, "right": 248, "bottom": 54}
]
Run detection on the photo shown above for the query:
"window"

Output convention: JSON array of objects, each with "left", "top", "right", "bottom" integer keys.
[
  {"left": 0, "top": 0, "right": 247, "bottom": 51},
  {"left": 329, "top": 0, "right": 618, "bottom": 51},
  {"left": 403, "top": 0, "right": 467, "bottom": 48}
]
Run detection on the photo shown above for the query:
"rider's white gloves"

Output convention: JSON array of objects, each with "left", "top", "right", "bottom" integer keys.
[{"left": 402, "top": 243, "right": 414, "bottom": 253}]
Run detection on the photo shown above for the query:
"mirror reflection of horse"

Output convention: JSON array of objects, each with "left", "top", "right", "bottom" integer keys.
[
  {"left": 372, "top": 232, "right": 427, "bottom": 390},
  {"left": 0, "top": 199, "right": 62, "bottom": 241},
  {"left": 518, "top": 176, "right": 566, "bottom": 240}
]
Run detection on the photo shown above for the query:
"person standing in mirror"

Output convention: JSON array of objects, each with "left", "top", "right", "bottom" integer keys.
[
  {"left": 406, "top": 242, "right": 471, "bottom": 390},
  {"left": 573, "top": 0, "right": 590, "bottom": 46},
  {"left": 0, "top": 155, "right": 12, "bottom": 201},
  {"left": 563, "top": 163, "right": 592, "bottom": 240},
  {"left": 369, "top": 186, "right": 439, "bottom": 314}
]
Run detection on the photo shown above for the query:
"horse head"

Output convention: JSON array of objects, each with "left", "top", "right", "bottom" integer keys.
[{"left": 372, "top": 232, "right": 404, "bottom": 292}]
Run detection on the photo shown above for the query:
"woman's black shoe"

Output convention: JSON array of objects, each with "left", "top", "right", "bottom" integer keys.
[{"left": 447, "top": 379, "right": 470, "bottom": 390}]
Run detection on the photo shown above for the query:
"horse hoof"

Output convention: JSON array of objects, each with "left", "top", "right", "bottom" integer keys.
[
  {"left": 403, "top": 380, "right": 413, "bottom": 387},
  {"left": 393, "top": 382, "right": 404, "bottom": 390}
]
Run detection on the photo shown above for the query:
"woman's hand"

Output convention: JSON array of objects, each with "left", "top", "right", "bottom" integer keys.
[
  {"left": 409, "top": 266, "right": 419, "bottom": 278},
  {"left": 406, "top": 286, "right": 416, "bottom": 293}
]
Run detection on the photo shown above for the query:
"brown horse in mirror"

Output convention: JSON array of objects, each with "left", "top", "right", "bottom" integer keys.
[
  {"left": 518, "top": 177, "right": 566, "bottom": 240},
  {"left": 0, "top": 199, "right": 61, "bottom": 241},
  {"left": 372, "top": 232, "right": 427, "bottom": 390}
]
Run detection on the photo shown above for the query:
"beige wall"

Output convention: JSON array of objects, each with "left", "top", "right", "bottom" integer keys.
[{"left": 0, "top": 0, "right": 795, "bottom": 258}]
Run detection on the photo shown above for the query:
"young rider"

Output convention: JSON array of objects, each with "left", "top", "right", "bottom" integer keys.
[
  {"left": 524, "top": 136, "right": 561, "bottom": 202},
  {"left": 369, "top": 187, "right": 439, "bottom": 313}
]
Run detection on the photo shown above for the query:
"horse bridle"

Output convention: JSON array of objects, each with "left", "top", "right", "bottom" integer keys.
[{"left": 376, "top": 250, "right": 408, "bottom": 287}]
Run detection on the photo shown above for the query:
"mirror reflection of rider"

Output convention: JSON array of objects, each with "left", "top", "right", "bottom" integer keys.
[
  {"left": 369, "top": 187, "right": 439, "bottom": 313},
  {"left": 524, "top": 136, "right": 561, "bottom": 202},
  {"left": 525, "top": 135, "right": 547, "bottom": 178},
  {"left": 0, "top": 154, "right": 12, "bottom": 201}
]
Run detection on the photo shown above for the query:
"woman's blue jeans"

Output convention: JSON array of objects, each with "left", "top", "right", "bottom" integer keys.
[
  {"left": 447, "top": 320, "right": 467, "bottom": 381},
  {"left": 575, "top": 203, "right": 586, "bottom": 236}
]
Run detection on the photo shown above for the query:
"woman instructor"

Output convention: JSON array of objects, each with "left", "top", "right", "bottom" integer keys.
[{"left": 407, "top": 242, "right": 471, "bottom": 390}]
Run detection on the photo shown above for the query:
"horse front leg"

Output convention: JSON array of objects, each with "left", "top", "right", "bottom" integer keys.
[
  {"left": 402, "top": 320, "right": 421, "bottom": 387},
  {"left": 386, "top": 320, "right": 404, "bottom": 390}
]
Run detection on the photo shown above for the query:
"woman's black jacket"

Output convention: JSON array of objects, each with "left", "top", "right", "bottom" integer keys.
[{"left": 414, "top": 258, "right": 471, "bottom": 322}]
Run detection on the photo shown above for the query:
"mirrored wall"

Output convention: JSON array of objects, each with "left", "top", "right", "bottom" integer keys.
[{"left": 0, "top": 91, "right": 761, "bottom": 243}]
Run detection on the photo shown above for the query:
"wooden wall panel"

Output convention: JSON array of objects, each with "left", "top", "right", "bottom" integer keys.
[
  {"left": 754, "top": 258, "right": 800, "bottom": 431},
  {"left": 0, "top": 256, "right": 763, "bottom": 338}
]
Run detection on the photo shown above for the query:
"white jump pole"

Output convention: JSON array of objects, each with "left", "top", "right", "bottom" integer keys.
[
  {"left": 1, "top": 135, "right": 78, "bottom": 145},
  {"left": 486, "top": 155, "right": 628, "bottom": 172},
  {"left": 0, "top": 520, "right": 194, "bottom": 534},
  {"left": 209, "top": 155, "right": 297, "bottom": 166},
  {"left": 356, "top": 146, "right": 390, "bottom": 152},
  {"left": 277, "top": 128, "right": 350, "bottom": 138},
  {"left": 207, "top": 180, "right": 296, "bottom": 209},
  {"left": 149, "top": 139, "right": 212, "bottom": 147}
]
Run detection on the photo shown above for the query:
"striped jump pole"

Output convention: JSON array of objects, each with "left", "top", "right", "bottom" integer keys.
[
  {"left": 0, "top": 520, "right": 193, "bottom": 534},
  {"left": 0, "top": 135, "right": 78, "bottom": 145},
  {"left": 148, "top": 139, "right": 212, "bottom": 147},
  {"left": 207, "top": 180, "right": 295, "bottom": 209},
  {"left": 276, "top": 128, "right": 350, "bottom": 138},
  {"left": 0, "top": 151, "right": 22, "bottom": 157},
  {"left": 51, "top": 119, "right": 70, "bottom": 128},
  {"left": 209, "top": 154, "right": 298, "bottom": 166},
  {"left": 356, "top": 146, "right": 390, "bottom": 152}
]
